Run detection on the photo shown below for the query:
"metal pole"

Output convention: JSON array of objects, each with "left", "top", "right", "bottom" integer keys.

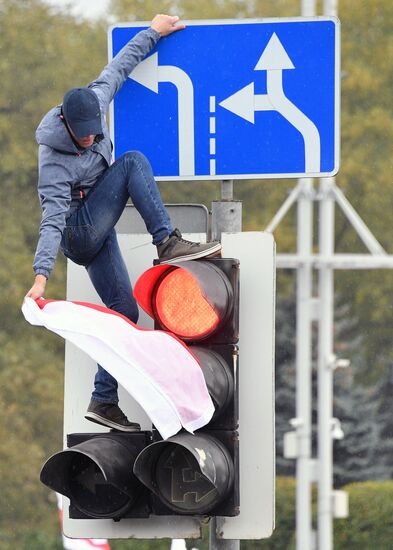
[
  {"left": 209, "top": 518, "right": 239, "bottom": 550},
  {"left": 295, "top": 179, "right": 314, "bottom": 550},
  {"left": 302, "top": 0, "right": 316, "bottom": 16},
  {"left": 331, "top": 186, "right": 386, "bottom": 255},
  {"left": 317, "top": 176, "right": 335, "bottom": 550},
  {"left": 324, "top": 0, "right": 338, "bottom": 15},
  {"left": 296, "top": 3, "right": 316, "bottom": 549},
  {"left": 265, "top": 185, "right": 302, "bottom": 234},
  {"left": 319, "top": 5, "right": 337, "bottom": 550},
  {"left": 211, "top": 180, "right": 242, "bottom": 240},
  {"left": 210, "top": 181, "right": 241, "bottom": 550}
]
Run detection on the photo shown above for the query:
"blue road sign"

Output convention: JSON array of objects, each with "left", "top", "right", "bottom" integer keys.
[{"left": 110, "top": 19, "right": 340, "bottom": 180}]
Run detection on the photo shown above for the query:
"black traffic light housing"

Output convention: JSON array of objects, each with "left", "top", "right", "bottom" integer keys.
[
  {"left": 191, "top": 344, "right": 238, "bottom": 430},
  {"left": 132, "top": 258, "right": 240, "bottom": 517},
  {"left": 41, "top": 432, "right": 151, "bottom": 520},
  {"left": 133, "top": 429, "right": 239, "bottom": 516}
]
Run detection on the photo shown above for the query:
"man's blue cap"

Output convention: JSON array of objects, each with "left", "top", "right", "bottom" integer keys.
[{"left": 62, "top": 87, "right": 102, "bottom": 138}]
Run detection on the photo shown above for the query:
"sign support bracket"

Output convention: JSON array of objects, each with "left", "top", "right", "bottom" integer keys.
[{"left": 211, "top": 180, "right": 242, "bottom": 241}]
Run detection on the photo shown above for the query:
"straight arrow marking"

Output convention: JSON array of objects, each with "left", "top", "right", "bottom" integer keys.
[{"left": 219, "top": 33, "right": 321, "bottom": 173}]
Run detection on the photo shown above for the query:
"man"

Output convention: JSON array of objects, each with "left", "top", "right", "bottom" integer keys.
[{"left": 26, "top": 14, "right": 221, "bottom": 431}]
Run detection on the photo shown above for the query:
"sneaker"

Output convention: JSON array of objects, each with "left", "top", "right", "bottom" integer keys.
[
  {"left": 85, "top": 399, "right": 141, "bottom": 432},
  {"left": 156, "top": 228, "right": 222, "bottom": 264}
]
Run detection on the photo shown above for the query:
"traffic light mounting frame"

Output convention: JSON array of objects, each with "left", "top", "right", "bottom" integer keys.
[
  {"left": 46, "top": 258, "right": 240, "bottom": 522},
  {"left": 57, "top": 229, "right": 274, "bottom": 540}
]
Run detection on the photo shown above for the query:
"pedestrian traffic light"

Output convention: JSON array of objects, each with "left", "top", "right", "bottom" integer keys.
[{"left": 40, "top": 257, "right": 240, "bottom": 520}]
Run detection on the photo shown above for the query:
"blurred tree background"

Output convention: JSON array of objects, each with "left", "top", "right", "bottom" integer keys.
[{"left": 1, "top": 0, "right": 393, "bottom": 548}]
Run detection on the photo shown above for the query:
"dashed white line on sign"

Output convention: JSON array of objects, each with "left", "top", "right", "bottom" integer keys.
[{"left": 209, "top": 96, "right": 216, "bottom": 176}]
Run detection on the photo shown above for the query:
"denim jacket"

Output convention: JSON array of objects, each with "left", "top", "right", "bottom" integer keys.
[{"left": 33, "top": 27, "right": 160, "bottom": 279}]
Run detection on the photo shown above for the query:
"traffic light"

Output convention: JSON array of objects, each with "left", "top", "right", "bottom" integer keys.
[
  {"left": 40, "top": 257, "right": 240, "bottom": 520},
  {"left": 40, "top": 432, "right": 151, "bottom": 520},
  {"left": 132, "top": 258, "right": 240, "bottom": 517}
]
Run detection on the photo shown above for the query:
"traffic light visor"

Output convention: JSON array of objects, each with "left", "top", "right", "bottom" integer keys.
[{"left": 40, "top": 435, "right": 145, "bottom": 519}]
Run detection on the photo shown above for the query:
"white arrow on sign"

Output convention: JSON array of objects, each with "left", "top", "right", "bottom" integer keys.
[
  {"left": 129, "top": 53, "right": 195, "bottom": 176},
  {"left": 219, "top": 33, "right": 321, "bottom": 173}
]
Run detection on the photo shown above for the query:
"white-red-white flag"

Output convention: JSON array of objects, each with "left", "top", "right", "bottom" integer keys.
[
  {"left": 56, "top": 493, "right": 111, "bottom": 550},
  {"left": 22, "top": 298, "right": 214, "bottom": 439}
]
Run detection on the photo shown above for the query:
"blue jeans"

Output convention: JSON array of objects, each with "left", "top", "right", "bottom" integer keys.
[{"left": 61, "top": 151, "right": 174, "bottom": 403}]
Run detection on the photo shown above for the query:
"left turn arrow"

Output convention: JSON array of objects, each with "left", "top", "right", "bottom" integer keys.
[{"left": 129, "top": 53, "right": 195, "bottom": 176}]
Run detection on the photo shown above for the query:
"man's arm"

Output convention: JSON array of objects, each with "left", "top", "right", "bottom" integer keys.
[
  {"left": 89, "top": 14, "right": 185, "bottom": 113},
  {"left": 26, "top": 147, "right": 72, "bottom": 299}
]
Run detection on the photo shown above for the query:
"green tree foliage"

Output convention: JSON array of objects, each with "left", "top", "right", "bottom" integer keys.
[
  {"left": 333, "top": 367, "right": 379, "bottom": 486},
  {"left": 333, "top": 0, "right": 393, "bottom": 382},
  {"left": 274, "top": 295, "right": 297, "bottom": 476},
  {"left": 0, "top": 1, "right": 106, "bottom": 546},
  {"left": 334, "top": 481, "right": 393, "bottom": 549},
  {"left": 274, "top": 296, "right": 384, "bottom": 486},
  {"left": 371, "top": 363, "right": 393, "bottom": 480},
  {"left": 110, "top": 0, "right": 299, "bottom": 22},
  {"left": 331, "top": 305, "right": 379, "bottom": 485}
]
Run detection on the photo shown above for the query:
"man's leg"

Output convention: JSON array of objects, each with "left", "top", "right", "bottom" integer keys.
[
  {"left": 83, "top": 230, "right": 141, "bottom": 432},
  {"left": 63, "top": 153, "right": 165, "bottom": 430},
  {"left": 67, "top": 151, "right": 220, "bottom": 264}
]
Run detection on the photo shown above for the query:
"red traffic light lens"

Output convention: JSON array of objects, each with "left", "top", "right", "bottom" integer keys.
[{"left": 153, "top": 268, "right": 220, "bottom": 340}]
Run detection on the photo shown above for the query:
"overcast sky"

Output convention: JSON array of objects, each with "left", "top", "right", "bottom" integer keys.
[{"left": 44, "top": 0, "right": 110, "bottom": 20}]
